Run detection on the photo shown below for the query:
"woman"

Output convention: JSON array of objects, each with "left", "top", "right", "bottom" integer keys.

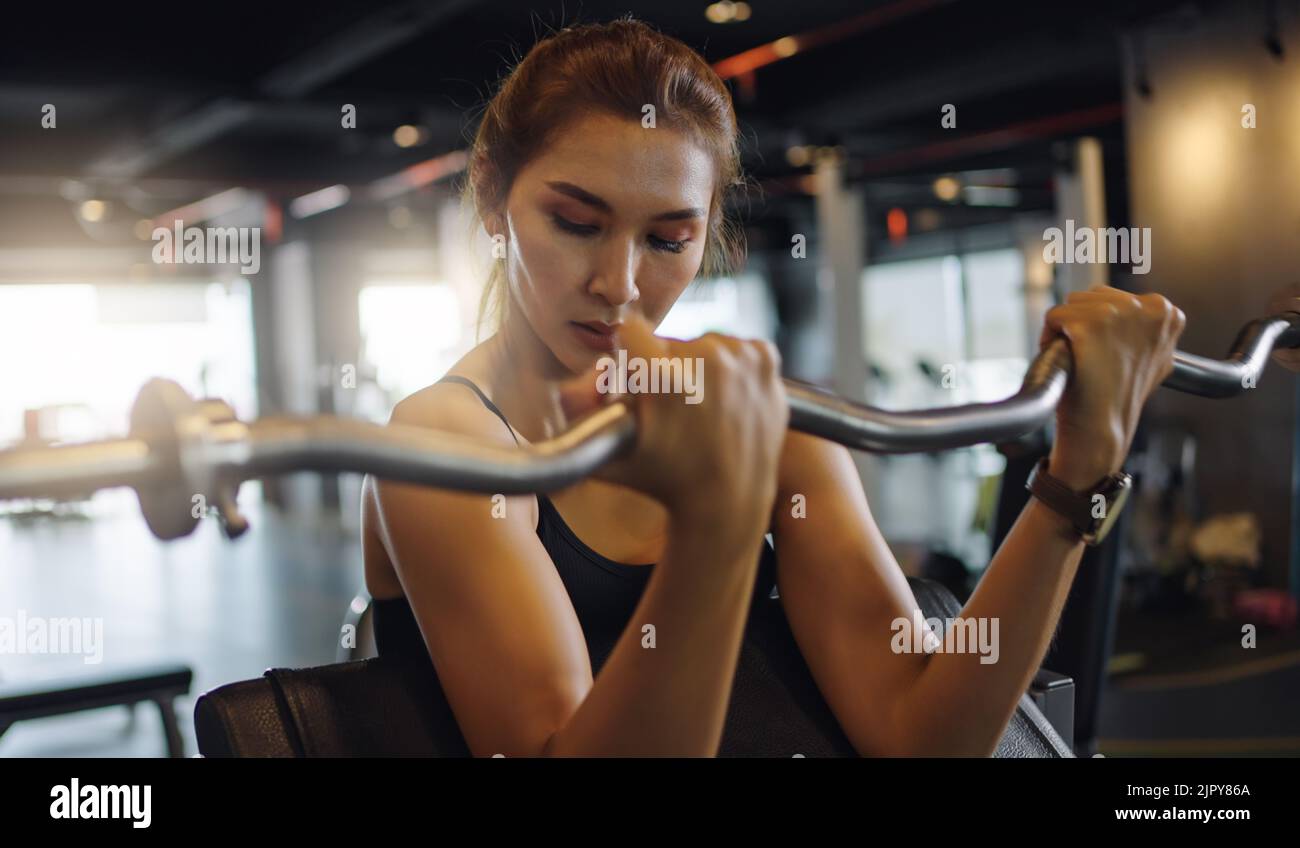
[{"left": 361, "top": 18, "right": 1185, "bottom": 757}]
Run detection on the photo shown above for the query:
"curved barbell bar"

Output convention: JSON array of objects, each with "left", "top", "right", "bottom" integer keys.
[
  {"left": 0, "top": 311, "right": 1297, "bottom": 540},
  {"left": 789, "top": 312, "right": 1300, "bottom": 451}
]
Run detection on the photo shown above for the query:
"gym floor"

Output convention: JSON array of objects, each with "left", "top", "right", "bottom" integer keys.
[
  {"left": 4, "top": 489, "right": 1298, "bottom": 757},
  {"left": 1100, "top": 606, "right": 1300, "bottom": 756},
  {"left": 0, "top": 491, "right": 360, "bottom": 757}
]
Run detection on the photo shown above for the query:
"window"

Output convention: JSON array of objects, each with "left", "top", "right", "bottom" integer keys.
[
  {"left": 860, "top": 248, "right": 1029, "bottom": 568},
  {"left": 0, "top": 282, "right": 255, "bottom": 447},
  {"left": 657, "top": 273, "right": 776, "bottom": 341},
  {"left": 357, "top": 282, "right": 464, "bottom": 414}
]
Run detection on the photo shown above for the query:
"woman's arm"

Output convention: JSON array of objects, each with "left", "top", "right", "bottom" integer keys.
[
  {"left": 544, "top": 492, "right": 771, "bottom": 756},
  {"left": 382, "top": 483, "right": 772, "bottom": 758},
  {"left": 877, "top": 460, "right": 1093, "bottom": 756},
  {"left": 770, "top": 288, "right": 1184, "bottom": 756},
  {"left": 379, "top": 318, "right": 789, "bottom": 756},
  {"left": 771, "top": 434, "right": 1091, "bottom": 756}
]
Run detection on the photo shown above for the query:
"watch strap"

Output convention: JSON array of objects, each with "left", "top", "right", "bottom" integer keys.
[{"left": 1024, "top": 458, "right": 1125, "bottom": 545}]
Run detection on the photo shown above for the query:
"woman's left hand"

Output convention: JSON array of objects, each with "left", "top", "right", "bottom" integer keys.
[{"left": 1037, "top": 286, "right": 1187, "bottom": 489}]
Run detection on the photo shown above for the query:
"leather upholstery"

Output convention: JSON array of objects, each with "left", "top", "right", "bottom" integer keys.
[
  {"left": 194, "top": 677, "right": 299, "bottom": 757},
  {"left": 195, "top": 578, "right": 1074, "bottom": 757}
]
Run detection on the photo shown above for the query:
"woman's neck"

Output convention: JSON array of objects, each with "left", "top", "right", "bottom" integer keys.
[{"left": 479, "top": 308, "right": 576, "bottom": 444}]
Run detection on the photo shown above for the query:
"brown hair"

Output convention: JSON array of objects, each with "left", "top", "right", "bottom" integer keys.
[{"left": 463, "top": 16, "right": 747, "bottom": 338}]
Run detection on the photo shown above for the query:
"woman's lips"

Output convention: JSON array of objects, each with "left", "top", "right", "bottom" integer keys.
[{"left": 569, "top": 321, "right": 617, "bottom": 352}]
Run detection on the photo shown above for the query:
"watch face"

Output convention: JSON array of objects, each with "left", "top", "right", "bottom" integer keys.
[{"left": 1085, "top": 475, "right": 1133, "bottom": 545}]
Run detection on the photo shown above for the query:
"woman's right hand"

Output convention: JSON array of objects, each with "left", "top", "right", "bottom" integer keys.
[{"left": 557, "top": 314, "right": 789, "bottom": 524}]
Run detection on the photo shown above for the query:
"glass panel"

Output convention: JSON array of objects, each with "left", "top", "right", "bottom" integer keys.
[
  {"left": 964, "top": 247, "right": 1027, "bottom": 361},
  {"left": 357, "top": 282, "right": 464, "bottom": 415},
  {"left": 860, "top": 249, "right": 1027, "bottom": 569},
  {"left": 861, "top": 256, "right": 965, "bottom": 410},
  {"left": 0, "top": 281, "right": 255, "bottom": 447},
  {"left": 658, "top": 273, "right": 776, "bottom": 341}
]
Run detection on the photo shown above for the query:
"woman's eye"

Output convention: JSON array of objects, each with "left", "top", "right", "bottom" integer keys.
[
  {"left": 649, "top": 235, "right": 688, "bottom": 254},
  {"left": 551, "top": 214, "right": 598, "bottom": 236},
  {"left": 552, "top": 213, "right": 688, "bottom": 254}
]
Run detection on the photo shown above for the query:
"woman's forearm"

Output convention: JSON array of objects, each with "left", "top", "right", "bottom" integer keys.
[
  {"left": 542, "top": 500, "right": 769, "bottom": 757},
  {"left": 866, "top": 285, "right": 1177, "bottom": 756},
  {"left": 890, "top": 492, "right": 1088, "bottom": 756}
]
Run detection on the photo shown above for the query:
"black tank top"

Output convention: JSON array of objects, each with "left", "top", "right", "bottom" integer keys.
[{"left": 373, "top": 375, "right": 856, "bottom": 756}]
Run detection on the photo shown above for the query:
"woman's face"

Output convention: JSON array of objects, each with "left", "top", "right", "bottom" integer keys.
[{"left": 493, "top": 111, "right": 716, "bottom": 374}]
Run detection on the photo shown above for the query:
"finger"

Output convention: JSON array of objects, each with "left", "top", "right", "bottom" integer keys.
[
  {"left": 1067, "top": 287, "right": 1114, "bottom": 302},
  {"left": 1039, "top": 305, "right": 1073, "bottom": 348},
  {"left": 1067, "top": 284, "right": 1123, "bottom": 300},
  {"left": 1043, "top": 302, "right": 1121, "bottom": 331},
  {"left": 556, "top": 361, "right": 611, "bottom": 423},
  {"left": 612, "top": 313, "right": 671, "bottom": 361},
  {"left": 1040, "top": 302, "right": 1125, "bottom": 352},
  {"left": 1067, "top": 287, "right": 1142, "bottom": 311}
]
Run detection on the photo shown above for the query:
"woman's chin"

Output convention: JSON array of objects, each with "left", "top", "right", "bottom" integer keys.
[{"left": 546, "top": 339, "right": 601, "bottom": 378}]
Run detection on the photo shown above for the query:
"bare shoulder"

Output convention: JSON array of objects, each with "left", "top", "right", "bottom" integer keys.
[
  {"left": 388, "top": 372, "right": 517, "bottom": 447},
  {"left": 374, "top": 372, "right": 538, "bottom": 530}
]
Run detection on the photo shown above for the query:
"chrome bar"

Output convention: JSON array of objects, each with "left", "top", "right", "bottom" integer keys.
[
  {"left": 0, "top": 312, "right": 1297, "bottom": 510},
  {"left": 0, "top": 438, "right": 157, "bottom": 500},
  {"left": 202, "top": 402, "right": 637, "bottom": 495},
  {"left": 788, "top": 311, "right": 1300, "bottom": 451},
  {"left": 787, "top": 338, "right": 1074, "bottom": 453},
  {"left": 1165, "top": 314, "right": 1300, "bottom": 398}
]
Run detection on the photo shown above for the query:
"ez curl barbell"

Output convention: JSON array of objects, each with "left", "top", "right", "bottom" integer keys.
[{"left": 0, "top": 311, "right": 1297, "bottom": 542}]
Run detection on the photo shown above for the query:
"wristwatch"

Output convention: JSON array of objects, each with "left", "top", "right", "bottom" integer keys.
[{"left": 1025, "top": 458, "right": 1133, "bottom": 546}]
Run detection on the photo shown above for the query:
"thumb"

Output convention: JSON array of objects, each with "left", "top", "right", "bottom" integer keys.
[
  {"left": 1039, "top": 307, "right": 1063, "bottom": 351},
  {"left": 557, "top": 314, "right": 665, "bottom": 422},
  {"left": 556, "top": 361, "right": 611, "bottom": 423},
  {"left": 611, "top": 313, "right": 670, "bottom": 362}
]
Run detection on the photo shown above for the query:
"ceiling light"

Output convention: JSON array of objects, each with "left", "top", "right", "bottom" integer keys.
[
  {"left": 78, "top": 200, "right": 107, "bottom": 222},
  {"left": 932, "top": 176, "right": 961, "bottom": 202},
  {"left": 393, "top": 125, "right": 427, "bottom": 148},
  {"left": 290, "top": 185, "right": 351, "bottom": 219}
]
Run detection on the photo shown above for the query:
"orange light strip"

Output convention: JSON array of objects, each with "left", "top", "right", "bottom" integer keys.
[
  {"left": 857, "top": 103, "right": 1124, "bottom": 176},
  {"left": 712, "top": 0, "right": 955, "bottom": 80},
  {"left": 369, "top": 149, "right": 470, "bottom": 201}
]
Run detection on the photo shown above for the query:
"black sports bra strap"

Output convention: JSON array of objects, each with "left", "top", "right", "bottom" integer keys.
[{"left": 436, "top": 375, "right": 520, "bottom": 446}]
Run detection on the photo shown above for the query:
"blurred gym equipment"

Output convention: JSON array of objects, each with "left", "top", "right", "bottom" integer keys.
[{"left": 0, "top": 663, "right": 193, "bottom": 757}]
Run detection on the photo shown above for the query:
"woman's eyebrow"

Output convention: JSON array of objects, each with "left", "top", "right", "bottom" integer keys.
[{"left": 544, "top": 180, "right": 705, "bottom": 221}]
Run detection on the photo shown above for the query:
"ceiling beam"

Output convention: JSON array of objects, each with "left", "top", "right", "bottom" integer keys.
[
  {"left": 87, "top": 0, "right": 476, "bottom": 180},
  {"left": 788, "top": 36, "right": 1120, "bottom": 133}
]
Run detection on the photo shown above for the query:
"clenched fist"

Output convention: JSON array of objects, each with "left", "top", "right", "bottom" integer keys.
[{"left": 1038, "top": 287, "right": 1186, "bottom": 489}]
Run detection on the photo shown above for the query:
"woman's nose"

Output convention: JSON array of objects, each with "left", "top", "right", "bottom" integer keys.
[{"left": 587, "top": 236, "right": 640, "bottom": 306}]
